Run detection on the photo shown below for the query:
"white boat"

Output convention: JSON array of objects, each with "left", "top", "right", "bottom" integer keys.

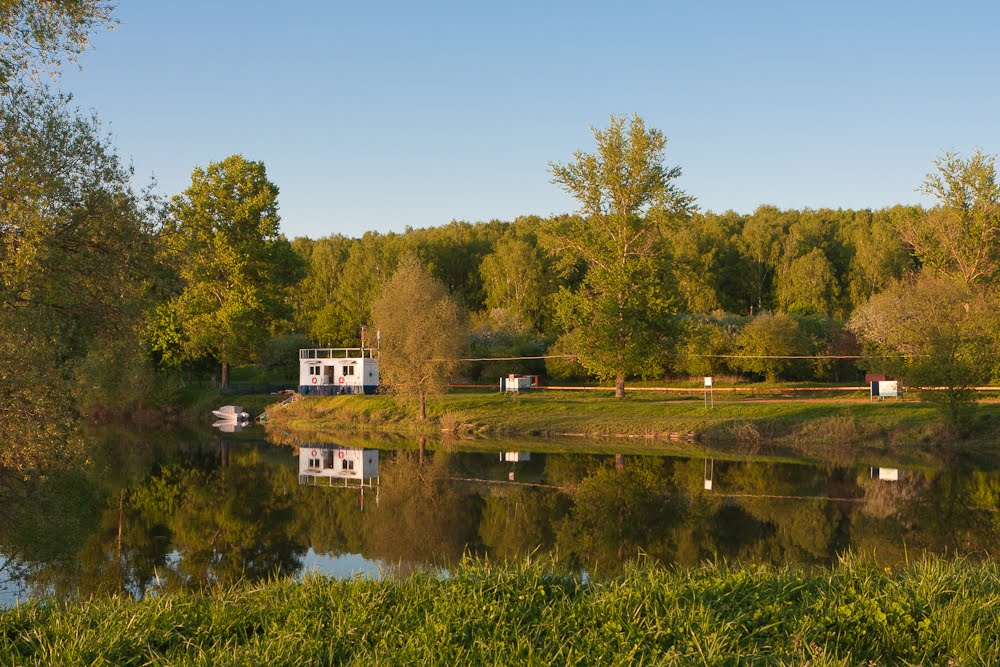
[
  {"left": 212, "top": 405, "right": 250, "bottom": 421},
  {"left": 212, "top": 419, "right": 244, "bottom": 433}
]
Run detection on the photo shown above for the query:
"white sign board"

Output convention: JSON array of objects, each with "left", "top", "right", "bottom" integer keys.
[
  {"left": 704, "top": 376, "right": 713, "bottom": 388},
  {"left": 876, "top": 381, "right": 899, "bottom": 398},
  {"left": 878, "top": 468, "right": 899, "bottom": 482}
]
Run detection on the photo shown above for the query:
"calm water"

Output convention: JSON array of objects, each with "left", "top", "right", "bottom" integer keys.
[{"left": 3, "top": 426, "right": 1000, "bottom": 606}]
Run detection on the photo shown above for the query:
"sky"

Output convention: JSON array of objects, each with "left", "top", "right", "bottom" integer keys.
[{"left": 59, "top": 1, "right": 1000, "bottom": 240}]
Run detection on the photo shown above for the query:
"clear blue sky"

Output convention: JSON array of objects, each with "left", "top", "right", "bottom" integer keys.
[{"left": 61, "top": 1, "right": 1000, "bottom": 240}]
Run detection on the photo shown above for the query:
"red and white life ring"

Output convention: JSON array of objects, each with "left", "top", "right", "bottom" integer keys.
[
  {"left": 311, "top": 377, "right": 318, "bottom": 384},
  {"left": 337, "top": 450, "right": 345, "bottom": 459},
  {"left": 338, "top": 376, "right": 345, "bottom": 385},
  {"left": 310, "top": 450, "right": 317, "bottom": 457}
]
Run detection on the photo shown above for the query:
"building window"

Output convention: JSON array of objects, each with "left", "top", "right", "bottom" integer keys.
[
  {"left": 341, "top": 459, "right": 354, "bottom": 471},
  {"left": 342, "top": 365, "right": 354, "bottom": 376}
]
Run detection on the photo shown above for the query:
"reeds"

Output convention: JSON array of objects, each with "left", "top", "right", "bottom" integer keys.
[{"left": 4, "top": 555, "right": 1000, "bottom": 665}]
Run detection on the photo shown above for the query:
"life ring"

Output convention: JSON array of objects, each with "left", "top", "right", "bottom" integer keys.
[
  {"left": 337, "top": 450, "right": 345, "bottom": 459},
  {"left": 311, "top": 377, "right": 318, "bottom": 384},
  {"left": 310, "top": 449, "right": 317, "bottom": 457},
  {"left": 338, "top": 376, "right": 345, "bottom": 385}
]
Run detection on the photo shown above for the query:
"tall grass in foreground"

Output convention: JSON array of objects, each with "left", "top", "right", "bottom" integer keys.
[{"left": 4, "top": 555, "right": 1000, "bottom": 665}]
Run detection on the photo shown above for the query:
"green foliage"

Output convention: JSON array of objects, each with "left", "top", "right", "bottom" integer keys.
[
  {"left": 546, "top": 114, "right": 693, "bottom": 396},
  {"left": 733, "top": 312, "right": 807, "bottom": 383},
  {"left": 842, "top": 207, "right": 915, "bottom": 308},
  {"left": 467, "top": 309, "right": 547, "bottom": 381},
  {"left": 480, "top": 231, "right": 552, "bottom": 331},
  {"left": 738, "top": 205, "right": 789, "bottom": 310},
  {"left": 156, "top": 155, "right": 306, "bottom": 381},
  {"left": 544, "top": 332, "right": 587, "bottom": 381},
  {"left": 72, "top": 331, "right": 180, "bottom": 419},
  {"left": 0, "top": 88, "right": 153, "bottom": 470},
  {"left": 256, "top": 334, "right": 311, "bottom": 383},
  {"left": 672, "top": 312, "right": 742, "bottom": 378},
  {"left": 850, "top": 271, "right": 996, "bottom": 433},
  {"left": 301, "top": 231, "right": 404, "bottom": 345},
  {"left": 778, "top": 247, "right": 840, "bottom": 315},
  {"left": 0, "top": 0, "right": 115, "bottom": 85},
  {"left": 899, "top": 150, "right": 1000, "bottom": 285},
  {"left": 371, "top": 257, "right": 468, "bottom": 419}
]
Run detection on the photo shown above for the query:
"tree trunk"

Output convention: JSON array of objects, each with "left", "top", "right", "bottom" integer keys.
[
  {"left": 615, "top": 375, "right": 625, "bottom": 399},
  {"left": 221, "top": 361, "right": 229, "bottom": 390},
  {"left": 419, "top": 390, "right": 426, "bottom": 420},
  {"left": 418, "top": 436, "right": 426, "bottom": 465}
]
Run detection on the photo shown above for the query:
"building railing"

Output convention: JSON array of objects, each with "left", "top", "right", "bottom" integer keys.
[
  {"left": 298, "top": 474, "right": 379, "bottom": 488},
  {"left": 299, "top": 348, "right": 375, "bottom": 360}
]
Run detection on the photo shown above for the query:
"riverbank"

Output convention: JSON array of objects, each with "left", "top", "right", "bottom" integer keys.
[
  {"left": 263, "top": 391, "right": 1000, "bottom": 464},
  {"left": 4, "top": 556, "right": 999, "bottom": 664}
]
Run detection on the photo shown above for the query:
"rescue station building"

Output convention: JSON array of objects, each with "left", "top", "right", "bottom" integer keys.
[{"left": 299, "top": 348, "right": 379, "bottom": 395}]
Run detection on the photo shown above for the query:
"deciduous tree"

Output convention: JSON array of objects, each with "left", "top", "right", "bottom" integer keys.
[
  {"left": 480, "top": 232, "right": 550, "bottom": 331},
  {"left": 0, "top": 89, "right": 150, "bottom": 472},
  {"left": 849, "top": 271, "right": 996, "bottom": 432},
  {"left": 370, "top": 256, "right": 467, "bottom": 420},
  {"left": 157, "top": 155, "right": 305, "bottom": 387},
  {"left": 899, "top": 151, "right": 1000, "bottom": 285},
  {"left": 0, "top": 0, "right": 115, "bottom": 85},
  {"left": 545, "top": 114, "right": 694, "bottom": 397},
  {"left": 733, "top": 313, "right": 807, "bottom": 383}
]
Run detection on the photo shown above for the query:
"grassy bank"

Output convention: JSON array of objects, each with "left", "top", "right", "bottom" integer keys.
[
  {"left": 264, "top": 391, "right": 1000, "bottom": 463},
  {"left": 4, "top": 557, "right": 1000, "bottom": 665}
]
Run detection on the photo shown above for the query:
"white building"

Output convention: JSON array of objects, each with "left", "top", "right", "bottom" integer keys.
[
  {"left": 299, "top": 446, "right": 379, "bottom": 488},
  {"left": 299, "top": 348, "right": 378, "bottom": 396}
]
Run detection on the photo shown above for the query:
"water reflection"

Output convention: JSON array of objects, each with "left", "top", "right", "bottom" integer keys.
[
  {"left": 299, "top": 446, "right": 379, "bottom": 488},
  {"left": 3, "top": 428, "right": 1000, "bottom": 606}
]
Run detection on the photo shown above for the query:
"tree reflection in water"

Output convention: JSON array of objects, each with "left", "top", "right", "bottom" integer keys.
[
  {"left": 4, "top": 430, "right": 1000, "bottom": 605},
  {"left": 368, "top": 451, "right": 483, "bottom": 568}
]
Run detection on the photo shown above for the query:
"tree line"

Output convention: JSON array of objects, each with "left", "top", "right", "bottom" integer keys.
[{"left": 3, "top": 97, "right": 998, "bottom": 447}]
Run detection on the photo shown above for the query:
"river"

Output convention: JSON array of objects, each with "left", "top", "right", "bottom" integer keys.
[{"left": 2, "top": 425, "right": 999, "bottom": 607}]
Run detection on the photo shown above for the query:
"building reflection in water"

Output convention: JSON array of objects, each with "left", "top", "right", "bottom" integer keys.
[{"left": 297, "top": 445, "right": 380, "bottom": 508}]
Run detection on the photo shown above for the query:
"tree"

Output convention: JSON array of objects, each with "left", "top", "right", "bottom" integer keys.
[
  {"left": 545, "top": 114, "right": 694, "bottom": 397},
  {"left": 843, "top": 207, "right": 915, "bottom": 309},
  {"left": 291, "top": 234, "right": 351, "bottom": 341},
  {"left": 313, "top": 231, "right": 403, "bottom": 346},
  {"left": 849, "top": 271, "right": 996, "bottom": 432},
  {"left": 370, "top": 256, "right": 467, "bottom": 420},
  {"left": 0, "top": 0, "right": 115, "bottom": 86},
  {"left": 777, "top": 247, "right": 839, "bottom": 315},
  {"left": 157, "top": 155, "right": 305, "bottom": 387},
  {"left": 479, "top": 232, "right": 550, "bottom": 331},
  {"left": 0, "top": 89, "right": 151, "bottom": 472},
  {"left": 738, "top": 205, "right": 787, "bottom": 311},
  {"left": 898, "top": 151, "right": 1000, "bottom": 285},
  {"left": 733, "top": 313, "right": 807, "bottom": 383}
]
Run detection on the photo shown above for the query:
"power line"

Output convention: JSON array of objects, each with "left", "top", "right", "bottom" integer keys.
[{"left": 459, "top": 353, "right": 915, "bottom": 362}]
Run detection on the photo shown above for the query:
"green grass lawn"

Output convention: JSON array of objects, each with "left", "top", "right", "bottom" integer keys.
[
  {"left": 261, "top": 389, "right": 1000, "bottom": 466},
  {"left": 5, "top": 556, "right": 1000, "bottom": 665}
]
